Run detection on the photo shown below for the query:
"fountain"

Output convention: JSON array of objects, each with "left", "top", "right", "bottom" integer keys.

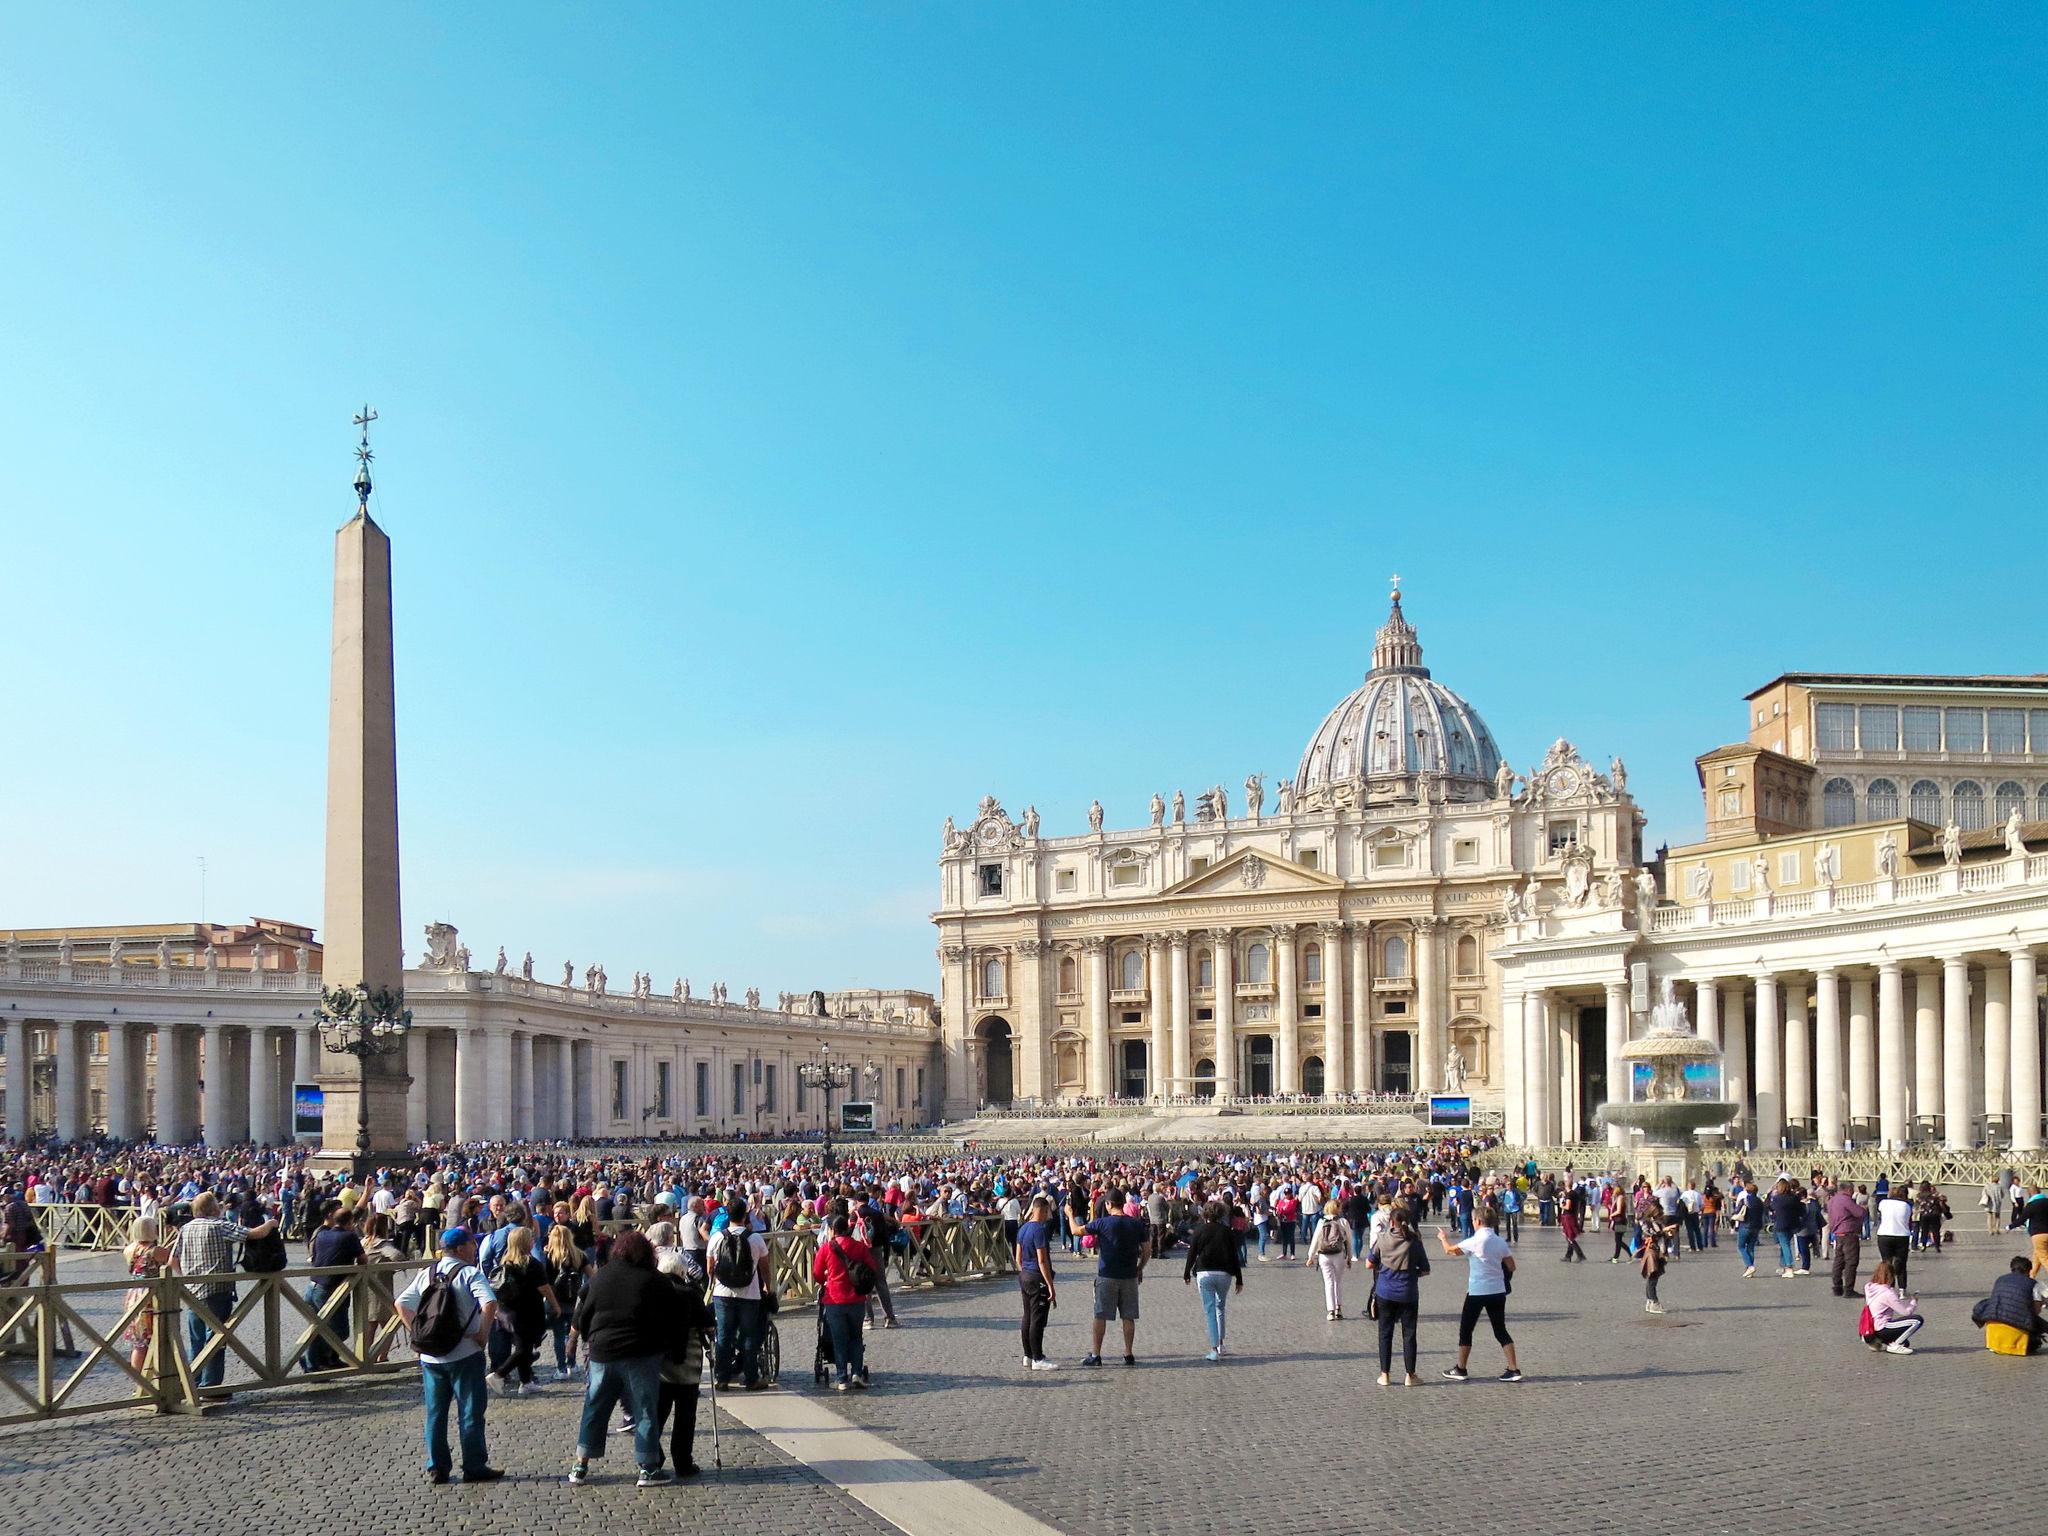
[{"left": 1597, "top": 977, "right": 1737, "bottom": 1185}]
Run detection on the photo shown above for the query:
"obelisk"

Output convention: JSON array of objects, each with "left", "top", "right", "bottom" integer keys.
[{"left": 313, "top": 408, "right": 410, "bottom": 1173}]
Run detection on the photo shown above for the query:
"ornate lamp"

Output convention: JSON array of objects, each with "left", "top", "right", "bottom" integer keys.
[{"left": 797, "top": 1039, "right": 855, "bottom": 1168}]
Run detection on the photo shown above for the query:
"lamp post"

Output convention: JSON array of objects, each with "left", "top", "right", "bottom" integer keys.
[
  {"left": 314, "top": 982, "right": 412, "bottom": 1173},
  {"left": 798, "top": 1040, "right": 854, "bottom": 1169}
]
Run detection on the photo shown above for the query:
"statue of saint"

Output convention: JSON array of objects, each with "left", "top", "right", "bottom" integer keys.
[
  {"left": 1244, "top": 773, "right": 1264, "bottom": 820},
  {"left": 1172, "top": 789, "right": 1186, "bottom": 824},
  {"left": 1275, "top": 778, "right": 1294, "bottom": 815},
  {"left": 1149, "top": 792, "right": 1165, "bottom": 828},
  {"left": 1494, "top": 759, "right": 1516, "bottom": 801},
  {"left": 1634, "top": 867, "right": 1659, "bottom": 910},
  {"left": 1940, "top": 818, "right": 1963, "bottom": 868},
  {"left": 1814, "top": 840, "right": 1840, "bottom": 886},
  {"left": 1750, "top": 854, "right": 1771, "bottom": 895},
  {"left": 1444, "top": 1046, "right": 1466, "bottom": 1093},
  {"left": 1876, "top": 829, "right": 1899, "bottom": 878},
  {"left": 1687, "top": 861, "right": 1713, "bottom": 901},
  {"left": 1610, "top": 756, "right": 1627, "bottom": 793},
  {"left": 495, "top": 946, "right": 508, "bottom": 974},
  {"left": 563, "top": 960, "right": 575, "bottom": 987},
  {"left": 522, "top": 951, "right": 534, "bottom": 981},
  {"left": 942, "top": 816, "right": 958, "bottom": 849},
  {"left": 2005, "top": 805, "right": 2027, "bottom": 858},
  {"left": 1088, "top": 800, "right": 1104, "bottom": 833},
  {"left": 1023, "top": 805, "right": 1040, "bottom": 837}
]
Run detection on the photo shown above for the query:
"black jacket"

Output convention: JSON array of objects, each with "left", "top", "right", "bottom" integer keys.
[
  {"left": 571, "top": 1261, "right": 670, "bottom": 1363},
  {"left": 1182, "top": 1219, "right": 1243, "bottom": 1282}
]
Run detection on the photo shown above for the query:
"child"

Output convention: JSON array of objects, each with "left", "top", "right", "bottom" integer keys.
[{"left": 1640, "top": 1213, "right": 1674, "bottom": 1314}]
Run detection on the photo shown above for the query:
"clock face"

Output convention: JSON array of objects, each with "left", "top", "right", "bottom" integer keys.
[
  {"left": 1543, "top": 766, "right": 1582, "bottom": 798},
  {"left": 978, "top": 821, "right": 1004, "bottom": 846}
]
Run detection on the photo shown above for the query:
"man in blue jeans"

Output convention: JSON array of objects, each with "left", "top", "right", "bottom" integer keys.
[{"left": 396, "top": 1228, "right": 504, "bottom": 1485}]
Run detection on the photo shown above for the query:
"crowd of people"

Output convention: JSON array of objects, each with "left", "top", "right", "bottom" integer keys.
[{"left": 3, "top": 1130, "right": 2045, "bottom": 1486}]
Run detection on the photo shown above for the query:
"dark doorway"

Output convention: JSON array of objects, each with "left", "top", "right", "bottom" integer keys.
[
  {"left": 1302, "top": 1056, "right": 1325, "bottom": 1097},
  {"left": 1244, "top": 1034, "right": 1274, "bottom": 1096},
  {"left": 1120, "top": 1040, "right": 1149, "bottom": 1099},
  {"left": 979, "top": 1018, "right": 1013, "bottom": 1107},
  {"left": 1193, "top": 1058, "right": 1216, "bottom": 1100},
  {"left": 1382, "top": 1031, "right": 1413, "bottom": 1095}
]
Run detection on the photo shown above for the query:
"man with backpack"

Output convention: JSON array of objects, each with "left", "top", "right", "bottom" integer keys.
[
  {"left": 395, "top": 1227, "right": 503, "bottom": 1485},
  {"left": 708, "top": 1198, "right": 772, "bottom": 1390}
]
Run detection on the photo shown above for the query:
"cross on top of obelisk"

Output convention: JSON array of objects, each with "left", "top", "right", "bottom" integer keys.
[{"left": 352, "top": 404, "right": 378, "bottom": 507}]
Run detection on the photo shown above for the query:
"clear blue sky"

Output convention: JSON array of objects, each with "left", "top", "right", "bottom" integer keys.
[{"left": 3, "top": 9, "right": 2042, "bottom": 994}]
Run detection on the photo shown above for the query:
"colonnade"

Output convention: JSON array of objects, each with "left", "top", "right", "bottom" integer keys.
[{"left": 1506, "top": 943, "right": 2045, "bottom": 1151}]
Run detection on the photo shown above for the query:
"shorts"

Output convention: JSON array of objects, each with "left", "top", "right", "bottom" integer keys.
[{"left": 1093, "top": 1276, "right": 1140, "bottom": 1321}]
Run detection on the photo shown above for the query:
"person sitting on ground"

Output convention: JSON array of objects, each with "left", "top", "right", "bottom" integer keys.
[{"left": 1969, "top": 1256, "right": 2047, "bottom": 1357}]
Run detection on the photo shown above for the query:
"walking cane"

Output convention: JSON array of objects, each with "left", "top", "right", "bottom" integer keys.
[{"left": 704, "top": 1357, "right": 723, "bottom": 1474}]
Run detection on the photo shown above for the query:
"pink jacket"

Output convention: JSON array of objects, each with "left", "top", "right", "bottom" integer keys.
[{"left": 1864, "top": 1281, "right": 1915, "bottom": 1330}]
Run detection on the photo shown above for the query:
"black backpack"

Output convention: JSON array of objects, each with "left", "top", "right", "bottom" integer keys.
[
  {"left": 491, "top": 1257, "right": 524, "bottom": 1311},
  {"left": 713, "top": 1230, "right": 756, "bottom": 1290},
  {"left": 833, "top": 1239, "right": 877, "bottom": 1297},
  {"left": 409, "top": 1264, "right": 473, "bottom": 1356},
  {"left": 242, "top": 1229, "right": 288, "bottom": 1273}
]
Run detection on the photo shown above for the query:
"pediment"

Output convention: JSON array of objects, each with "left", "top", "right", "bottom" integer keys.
[{"left": 1163, "top": 848, "right": 1344, "bottom": 898}]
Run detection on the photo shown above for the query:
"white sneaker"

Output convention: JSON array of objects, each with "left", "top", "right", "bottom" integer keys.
[
  {"left": 1742, "top": 1266, "right": 1755, "bottom": 1278},
  {"left": 1204, "top": 1348, "right": 1220, "bottom": 1362},
  {"left": 1884, "top": 1342, "right": 1914, "bottom": 1355},
  {"left": 1644, "top": 1301, "right": 1665, "bottom": 1314},
  {"left": 1795, "top": 1269, "right": 1810, "bottom": 1276},
  {"left": 1214, "top": 1344, "right": 1227, "bottom": 1357},
  {"left": 1029, "top": 1358, "right": 1060, "bottom": 1372}
]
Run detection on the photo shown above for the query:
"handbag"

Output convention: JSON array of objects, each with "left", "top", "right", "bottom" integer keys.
[{"left": 761, "top": 1287, "right": 780, "bottom": 1316}]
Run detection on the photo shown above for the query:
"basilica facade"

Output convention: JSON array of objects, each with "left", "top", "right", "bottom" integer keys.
[{"left": 933, "top": 590, "right": 1647, "bottom": 1119}]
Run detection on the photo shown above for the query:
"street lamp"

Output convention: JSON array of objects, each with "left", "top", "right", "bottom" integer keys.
[
  {"left": 798, "top": 1040, "right": 854, "bottom": 1168},
  {"left": 314, "top": 982, "right": 412, "bottom": 1170}
]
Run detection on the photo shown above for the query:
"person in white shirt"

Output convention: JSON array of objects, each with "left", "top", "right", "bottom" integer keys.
[
  {"left": 1874, "top": 1190, "right": 1915, "bottom": 1290},
  {"left": 1435, "top": 1212, "right": 1522, "bottom": 1382},
  {"left": 708, "top": 1199, "right": 772, "bottom": 1389}
]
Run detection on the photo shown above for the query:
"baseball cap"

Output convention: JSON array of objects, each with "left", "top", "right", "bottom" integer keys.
[{"left": 439, "top": 1227, "right": 475, "bottom": 1249}]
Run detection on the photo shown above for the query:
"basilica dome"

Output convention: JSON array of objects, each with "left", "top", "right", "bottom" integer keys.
[{"left": 1294, "top": 588, "right": 1505, "bottom": 796}]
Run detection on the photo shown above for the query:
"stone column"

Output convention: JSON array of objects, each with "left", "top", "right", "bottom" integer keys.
[
  {"left": 246, "top": 1029, "right": 278, "bottom": 1146},
  {"left": 513, "top": 1031, "right": 535, "bottom": 1140},
  {"left": 1603, "top": 980, "right": 1628, "bottom": 1148},
  {"left": 105, "top": 1024, "right": 136, "bottom": 1141},
  {"left": 1942, "top": 956, "right": 1973, "bottom": 1149},
  {"left": 1814, "top": 970, "right": 1844, "bottom": 1151},
  {"left": 5, "top": 1018, "right": 29, "bottom": 1141},
  {"left": 1753, "top": 974, "right": 1782, "bottom": 1149},
  {"left": 1083, "top": 938, "right": 1111, "bottom": 1098},
  {"left": 201, "top": 1022, "right": 230, "bottom": 1146},
  {"left": 572, "top": 1039, "right": 595, "bottom": 1139},
  {"left": 404, "top": 1029, "right": 429, "bottom": 1145},
  {"left": 154, "top": 1024, "right": 186, "bottom": 1143},
  {"left": 1212, "top": 930, "right": 1236, "bottom": 1099},
  {"left": 1319, "top": 922, "right": 1346, "bottom": 1098},
  {"left": 1913, "top": 967, "right": 1940, "bottom": 1139},
  {"left": 1014, "top": 941, "right": 1046, "bottom": 1102},
  {"left": 1523, "top": 991, "right": 1550, "bottom": 1144},
  {"left": 1147, "top": 938, "right": 1171, "bottom": 1099},
  {"left": 1349, "top": 925, "right": 1371, "bottom": 1092},
  {"left": 1416, "top": 919, "right": 1442, "bottom": 1095},
  {"left": 1984, "top": 963, "right": 2010, "bottom": 1137},
  {"left": 554, "top": 1038, "right": 574, "bottom": 1141},
  {"left": 1695, "top": 978, "right": 1720, "bottom": 1048},
  {"left": 1723, "top": 984, "right": 1749, "bottom": 1140},
  {"left": 454, "top": 1027, "right": 484, "bottom": 1142},
  {"left": 1847, "top": 973, "right": 1875, "bottom": 1138},
  {"left": 1877, "top": 961, "right": 1907, "bottom": 1148},
  {"left": 1275, "top": 924, "right": 1300, "bottom": 1095},
  {"left": 293, "top": 1025, "right": 318, "bottom": 1093},
  {"left": 1783, "top": 976, "right": 1810, "bottom": 1134},
  {"left": 483, "top": 1027, "right": 513, "bottom": 1139},
  {"left": 53, "top": 1021, "right": 82, "bottom": 1141},
  {"left": 1501, "top": 988, "right": 1524, "bottom": 1143},
  {"left": 1169, "top": 933, "right": 1191, "bottom": 1094},
  {"left": 2011, "top": 947, "right": 2041, "bottom": 1153}
]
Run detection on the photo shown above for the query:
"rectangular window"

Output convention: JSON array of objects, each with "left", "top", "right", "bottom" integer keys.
[
  {"left": 90, "top": 1089, "right": 105, "bottom": 1125},
  {"left": 1120, "top": 1011, "right": 1141, "bottom": 1024},
  {"left": 2032, "top": 711, "right": 2048, "bottom": 754},
  {"left": 695, "top": 1061, "right": 710, "bottom": 1117},
  {"left": 1304, "top": 1003, "right": 1322, "bottom": 1019},
  {"left": 915, "top": 1066, "right": 925, "bottom": 1108},
  {"left": 1373, "top": 841, "right": 1407, "bottom": 868},
  {"left": 977, "top": 864, "right": 1004, "bottom": 896},
  {"left": 1055, "top": 869, "right": 1076, "bottom": 893},
  {"left": 1110, "top": 864, "right": 1141, "bottom": 886},
  {"left": 1547, "top": 821, "right": 1579, "bottom": 854},
  {"left": 894, "top": 1067, "right": 905, "bottom": 1107},
  {"left": 1778, "top": 851, "right": 1800, "bottom": 885},
  {"left": 1383, "top": 999, "right": 1407, "bottom": 1017},
  {"left": 1858, "top": 705, "right": 1899, "bottom": 752},
  {"left": 732, "top": 1063, "right": 745, "bottom": 1116},
  {"left": 1452, "top": 838, "right": 1479, "bottom": 865},
  {"left": 656, "top": 1061, "right": 672, "bottom": 1119},
  {"left": 611, "top": 1061, "right": 628, "bottom": 1120},
  {"left": 763, "top": 1065, "right": 777, "bottom": 1115},
  {"left": 1196, "top": 1007, "right": 1213, "bottom": 1022},
  {"left": 1988, "top": 708, "right": 2026, "bottom": 754},
  {"left": 1298, "top": 848, "right": 1319, "bottom": 870},
  {"left": 1729, "top": 860, "right": 1751, "bottom": 893},
  {"left": 1815, "top": 702, "right": 1857, "bottom": 750},
  {"left": 1902, "top": 706, "right": 1942, "bottom": 752},
  {"left": 1945, "top": 708, "right": 1983, "bottom": 753}
]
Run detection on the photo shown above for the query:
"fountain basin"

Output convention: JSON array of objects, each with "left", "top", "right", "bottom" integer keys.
[{"left": 1599, "top": 1100, "right": 1733, "bottom": 1144}]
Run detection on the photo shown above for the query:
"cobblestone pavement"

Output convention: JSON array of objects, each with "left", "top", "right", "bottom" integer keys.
[{"left": 8, "top": 1224, "right": 2042, "bottom": 1536}]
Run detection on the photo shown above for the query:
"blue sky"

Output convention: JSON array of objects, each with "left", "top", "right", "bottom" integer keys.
[{"left": 3, "top": 8, "right": 2042, "bottom": 994}]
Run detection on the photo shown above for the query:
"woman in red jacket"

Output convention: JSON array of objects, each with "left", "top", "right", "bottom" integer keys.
[{"left": 811, "top": 1212, "right": 879, "bottom": 1390}]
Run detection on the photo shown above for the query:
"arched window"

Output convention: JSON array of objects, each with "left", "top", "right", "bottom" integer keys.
[
  {"left": 2039, "top": 784, "right": 2048, "bottom": 823},
  {"left": 1120, "top": 949, "right": 1143, "bottom": 990},
  {"left": 1246, "top": 942, "right": 1271, "bottom": 984},
  {"left": 1303, "top": 944, "right": 1322, "bottom": 984},
  {"left": 1301, "top": 1056, "right": 1325, "bottom": 1097},
  {"left": 1909, "top": 780, "right": 1943, "bottom": 823},
  {"left": 1865, "top": 778, "right": 1900, "bottom": 820},
  {"left": 1456, "top": 934, "right": 1479, "bottom": 976},
  {"left": 980, "top": 957, "right": 1004, "bottom": 998},
  {"left": 1994, "top": 781, "right": 2026, "bottom": 824},
  {"left": 1821, "top": 778, "right": 1856, "bottom": 827},
  {"left": 1193, "top": 1058, "right": 1216, "bottom": 1099},
  {"left": 1196, "top": 950, "right": 1213, "bottom": 989},
  {"left": 1954, "top": 780, "right": 1986, "bottom": 830},
  {"left": 1058, "top": 955, "right": 1077, "bottom": 995},
  {"left": 1383, "top": 935, "right": 1409, "bottom": 978}
]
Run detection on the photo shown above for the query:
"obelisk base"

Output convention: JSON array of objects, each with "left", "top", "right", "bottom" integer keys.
[{"left": 309, "top": 1055, "right": 414, "bottom": 1179}]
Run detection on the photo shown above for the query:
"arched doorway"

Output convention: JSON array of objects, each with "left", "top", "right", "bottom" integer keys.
[
  {"left": 1193, "top": 1058, "right": 1216, "bottom": 1100},
  {"left": 977, "top": 1017, "right": 1014, "bottom": 1107},
  {"left": 1302, "top": 1055, "right": 1325, "bottom": 1097}
]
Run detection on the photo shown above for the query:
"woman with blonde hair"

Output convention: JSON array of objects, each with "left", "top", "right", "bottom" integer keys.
[
  {"left": 490, "top": 1224, "right": 561, "bottom": 1394},
  {"left": 121, "top": 1216, "right": 171, "bottom": 1379},
  {"left": 546, "top": 1220, "right": 593, "bottom": 1380},
  {"left": 1305, "top": 1198, "right": 1354, "bottom": 1320}
]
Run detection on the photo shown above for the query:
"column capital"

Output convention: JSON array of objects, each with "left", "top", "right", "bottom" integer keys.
[
  {"left": 1201, "top": 927, "right": 1233, "bottom": 945},
  {"left": 1015, "top": 939, "right": 1046, "bottom": 958},
  {"left": 1166, "top": 929, "right": 1191, "bottom": 949},
  {"left": 1316, "top": 920, "right": 1348, "bottom": 941},
  {"left": 1079, "top": 935, "right": 1109, "bottom": 955},
  {"left": 1144, "top": 934, "right": 1170, "bottom": 954},
  {"left": 1813, "top": 965, "right": 1840, "bottom": 981}
]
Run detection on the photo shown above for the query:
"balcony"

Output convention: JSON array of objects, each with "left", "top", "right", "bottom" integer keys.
[
  {"left": 1372, "top": 976, "right": 1415, "bottom": 995},
  {"left": 1234, "top": 981, "right": 1274, "bottom": 1001},
  {"left": 1109, "top": 987, "right": 1148, "bottom": 1004},
  {"left": 975, "top": 993, "right": 1009, "bottom": 1010}
]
